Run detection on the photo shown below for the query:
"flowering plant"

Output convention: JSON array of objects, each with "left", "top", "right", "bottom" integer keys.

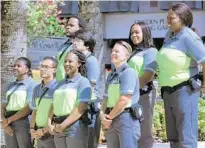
[{"left": 27, "top": 0, "right": 66, "bottom": 37}]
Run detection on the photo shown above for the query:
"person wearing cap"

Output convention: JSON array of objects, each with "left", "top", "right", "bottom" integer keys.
[
  {"left": 156, "top": 3, "right": 205, "bottom": 148},
  {"left": 30, "top": 57, "right": 58, "bottom": 148},
  {"left": 56, "top": 16, "right": 86, "bottom": 81},
  {"left": 128, "top": 22, "right": 158, "bottom": 148},
  {"left": 47, "top": 50, "right": 91, "bottom": 148},
  {"left": 101, "top": 41, "right": 141, "bottom": 148},
  {"left": 72, "top": 35, "right": 101, "bottom": 148},
  {"left": 1, "top": 57, "right": 37, "bottom": 148}
]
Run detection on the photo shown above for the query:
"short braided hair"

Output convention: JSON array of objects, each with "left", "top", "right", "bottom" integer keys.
[
  {"left": 68, "top": 50, "right": 87, "bottom": 77},
  {"left": 16, "top": 57, "right": 32, "bottom": 77}
]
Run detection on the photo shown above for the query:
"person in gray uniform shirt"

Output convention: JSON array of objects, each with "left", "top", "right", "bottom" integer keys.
[
  {"left": 128, "top": 21, "right": 158, "bottom": 148},
  {"left": 56, "top": 16, "right": 86, "bottom": 81},
  {"left": 157, "top": 3, "right": 205, "bottom": 148},
  {"left": 1, "top": 57, "right": 37, "bottom": 148},
  {"left": 72, "top": 35, "right": 101, "bottom": 148},
  {"left": 101, "top": 41, "right": 141, "bottom": 148},
  {"left": 48, "top": 50, "right": 92, "bottom": 148},
  {"left": 30, "top": 57, "right": 58, "bottom": 148}
]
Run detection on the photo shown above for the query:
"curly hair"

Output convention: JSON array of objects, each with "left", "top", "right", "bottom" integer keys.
[{"left": 69, "top": 16, "right": 86, "bottom": 36}]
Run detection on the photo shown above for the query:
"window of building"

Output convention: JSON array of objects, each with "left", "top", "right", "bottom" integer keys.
[
  {"left": 160, "top": 1, "right": 203, "bottom": 10},
  {"left": 150, "top": 1, "right": 158, "bottom": 7},
  {"left": 99, "top": 1, "right": 139, "bottom": 13}
]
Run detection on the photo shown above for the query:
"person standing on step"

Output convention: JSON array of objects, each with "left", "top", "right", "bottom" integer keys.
[
  {"left": 56, "top": 16, "right": 86, "bottom": 81},
  {"left": 128, "top": 21, "right": 158, "bottom": 148},
  {"left": 156, "top": 3, "right": 205, "bottom": 148}
]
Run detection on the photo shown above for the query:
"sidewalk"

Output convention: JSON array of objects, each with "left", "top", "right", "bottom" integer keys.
[{"left": 98, "top": 142, "right": 205, "bottom": 148}]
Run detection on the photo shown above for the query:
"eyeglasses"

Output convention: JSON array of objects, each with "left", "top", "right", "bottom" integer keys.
[{"left": 40, "top": 65, "right": 55, "bottom": 70}]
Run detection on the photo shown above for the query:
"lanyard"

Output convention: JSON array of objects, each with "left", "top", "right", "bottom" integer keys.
[
  {"left": 37, "top": 88, "right": 49, "bottom": 106},
  {"left": 6, "top": 83, "right": 23, "bottom": 106},
  {"left": 59, "top": 41, "right": 72, "bottom": 60}
]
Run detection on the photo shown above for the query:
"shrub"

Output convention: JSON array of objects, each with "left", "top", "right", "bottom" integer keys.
[
  {"left": 198, "top": 99, "right": 205, "bottom": 141},
  {"left": 152, "top": 101, "right": 167, "bottom": 142},
  {"left": 153, "top": 99, "right": 205, "bottom": 141}
]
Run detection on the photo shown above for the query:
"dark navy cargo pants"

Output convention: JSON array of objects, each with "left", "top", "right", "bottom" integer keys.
[
  {"left": 106, "top": 112, "right": 141, "bottom": 148},
  {"left": 163, "top": 85, "right": 200, "bottom": 148}
]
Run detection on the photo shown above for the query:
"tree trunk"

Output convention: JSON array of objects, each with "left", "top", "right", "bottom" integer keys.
[
  {"left": 1, "top": 1, "right": 27, "bottom": 145},
  {"left": 78, "top": 0, "right": 106, "bottom": 143},
  {"left": 78, "top": 0, "right": 105, "bottom": 98},
  {"left": 1, "top": 1, "right": 27, "bottom": 99}
]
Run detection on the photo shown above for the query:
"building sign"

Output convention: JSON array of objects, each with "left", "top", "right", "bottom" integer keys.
[
  {"left": 136, "top": 18, "right": 168, "bottom": 32},
  {"left": 27, "top": 37, "right": 67, "bottom": 81},
  {"left": 27, "top": 37, "right": 67, "bottom": 69},
  {"left": 104, "top": 11, "right": 205, "bottom": 39}
]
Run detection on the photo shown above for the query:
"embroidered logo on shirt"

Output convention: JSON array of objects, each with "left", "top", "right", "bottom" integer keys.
[
  {"left": 142, "top": 85, "right": 148, "bottom": 91},
  {"left": 127, "top": 90, "right": 133, "bottom": 93}
]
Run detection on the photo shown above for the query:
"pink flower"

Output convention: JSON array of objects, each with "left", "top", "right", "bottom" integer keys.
[{"left": 47, "top": 0, "right": 54, "bottom": 5}]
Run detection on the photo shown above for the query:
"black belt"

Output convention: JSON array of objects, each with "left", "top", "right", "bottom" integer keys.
[
  {"left": 105, "top": 107, "right": 131, "bottom": 114},
  {"left": 161, "top": 74, "right": 199, "bottom": 94},
  {"left": 36, "top": 126, "right": 44, "bottom": 129},
  {"left": 5, "top": 111, "right": 18, "bottom": 118},
  {"left": 89, "top": 102, "right": 100, "bottom": 114},
  {"left": 199, "top": 72, "right": 202, "bottom": 81},
  {"left": 52, "top": 114, "right": 69, "bottom": 124},
  {"left": 140, "top": 81, "right": 153, "bottom": 96}
]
